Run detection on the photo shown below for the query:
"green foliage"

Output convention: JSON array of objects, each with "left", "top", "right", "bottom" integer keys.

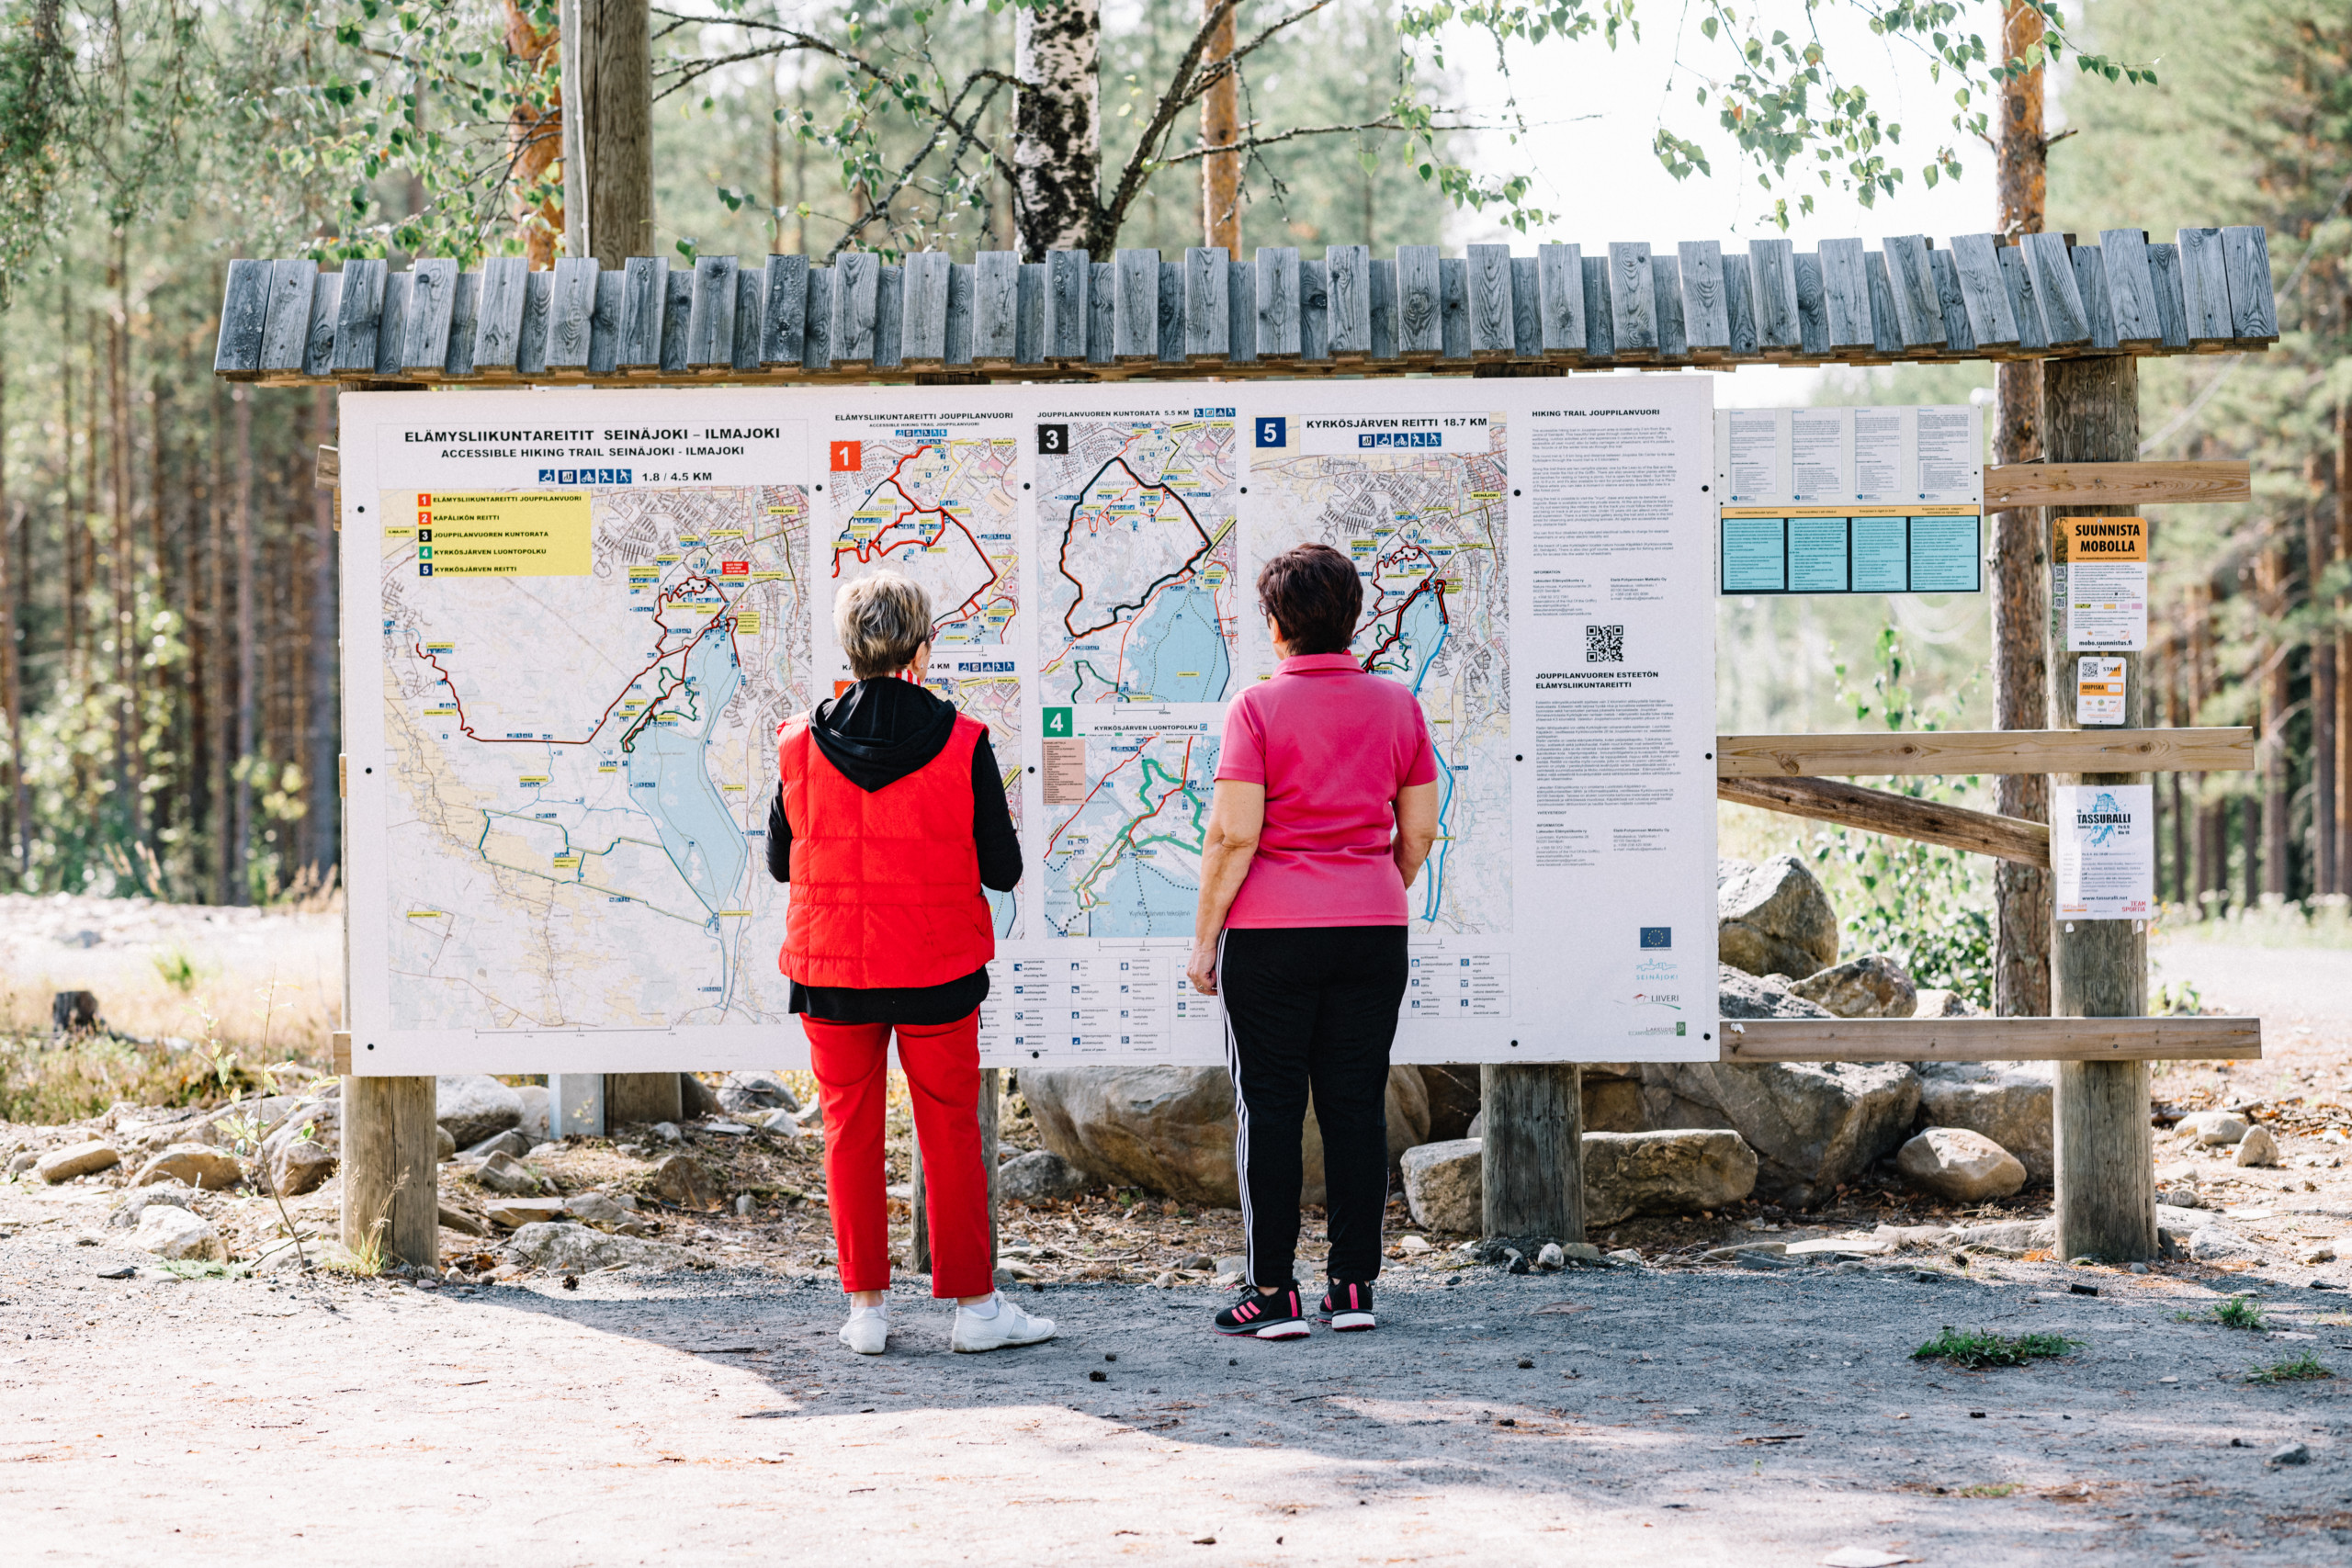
[
  {"left": 2185, "top": 1293, "right": 2267, "bottom": 1330},
  {"left": 2246, "top": 1350, "right": 2333, "bottom": 1384},
  {"left": 0, "top": 1034, "right": 219, "bottom": 1124},
  {"left": 1913, "top": 1326, "right": 2078, "bottom": 1369}
]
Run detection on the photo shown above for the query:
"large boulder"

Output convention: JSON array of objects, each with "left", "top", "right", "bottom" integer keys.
[
  {"left": 1717, "top": 855, "right": 1839, "bottom": 980},
  {"left": 255, "top": 1096, "right": 342, "bottom": 1197},
  {"left": 1717, "top": 965, "right": 1834, "bottom": 1021},
  {"left": 1789, "top": 953, "right": 1917, "bottom": 1019},
  {"left": 435, "top": 1075, "right": 523, "bottom": 1148},
  {"left": 36, "top": 1140, "right": 120, "bottom": 1183},
  {"left": 1581, "top": 1064, "right": 1646, "bottom": 1133},
  {"left": 513, "top": 1085, "right": 552, "bottom": 1142},
  {"left": 1022, "top": 1066, "right": 1432, "bottom": 1208},
  {"left": 1634, "top": 1060, "right": 1920, "bottom": 1207},
  {"left": 132, "top": 1204, "right": 225, "bottom": 1262},
  {"left": 1913, "top": 987, "right": 1981, "bottom": 1019},
  {"left": 505, "top": 1221, "right": 709, "bottom": 1273},
  {"left": 1915, "top": 1062, "right": 2052, "bottom": 1183},
  {"left": 1399, "top": 1139, "right": 1482, "bottom": 1234},
  {"left": 1417, "top": 1066, "right": 1483, "bottom": 1144},
  {"left": 1895, "top": 1127, "right": 2028, "bottom": 1201},
  {"left": 1582, "top": 1130, "right": 1758, "bottom": 1226}
]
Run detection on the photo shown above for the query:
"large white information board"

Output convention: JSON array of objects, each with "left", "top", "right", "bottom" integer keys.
[{"left": 339, "top": 377, "right": 1716, "bottom": 1073}]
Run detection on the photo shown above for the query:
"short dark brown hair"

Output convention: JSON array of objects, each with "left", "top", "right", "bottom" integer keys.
[{"left": 1257, "top": 543, "right": 1363, "bottom": 656}]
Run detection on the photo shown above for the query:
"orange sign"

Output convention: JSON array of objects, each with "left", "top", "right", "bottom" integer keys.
[
  {"left": 2055, "top": 514, "right": 2147, "bottom": 562},
  {"left": 829, "top": 440, "right": 862, "bottom": 472}
]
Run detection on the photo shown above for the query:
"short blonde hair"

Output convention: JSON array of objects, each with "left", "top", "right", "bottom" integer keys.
[{"left": 835, "top": 570, "right": 933, "bottom": 678}]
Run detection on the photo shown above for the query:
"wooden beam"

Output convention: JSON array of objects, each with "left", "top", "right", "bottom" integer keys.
[
  {"left": 1718, "top": 775, "right": 2051, "bottom": 867},
  {"left": 1718, "top": 1016, "right": 2261, "bottom": 1063},
  {"left": 1715, "top": 727, "right": 2255, "bottom": 779},
  {"left": 1984, "top": 460, "right": 2250, "bottom": 509}
]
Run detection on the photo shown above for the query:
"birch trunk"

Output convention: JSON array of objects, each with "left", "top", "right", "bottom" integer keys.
[{"left": 1014, "top": 0, "right": 1101, "bottom": 258}]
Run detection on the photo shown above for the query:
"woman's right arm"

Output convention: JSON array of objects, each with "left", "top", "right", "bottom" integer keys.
[{"left": 1185, "top": 780, "right": 1266, "bottom": 996}]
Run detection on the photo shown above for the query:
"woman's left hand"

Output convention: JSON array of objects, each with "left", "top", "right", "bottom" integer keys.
[{"left": 1185, "top": 938, "right": 1219, "bottom": 997}]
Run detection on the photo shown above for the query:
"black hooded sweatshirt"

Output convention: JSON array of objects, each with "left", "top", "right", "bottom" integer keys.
[{"left": 767, "top": 676, "right": 1020, "bottom": 1024}]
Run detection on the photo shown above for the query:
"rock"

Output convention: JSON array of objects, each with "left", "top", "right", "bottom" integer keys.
[
  {"left": 646, "top": 1151, "right": 721, "bottom": 1210},
  {"left": 461, "top": 1128, "right": 535, "bottom": 1161},
  {"left": 266, "top": 1133, "right": 338, "bottom": 1198},
  {"left": 1021, "top": 1065, "right": 1432, "bottom": 1207},
  {"left": 1717, "top": 854, "right": 1839, "bottom": 980},
  {"left": 1464, "top": 1110, "right": 1483, "bottom": 1140},
  {"left": 1703, "top": 1240, "right": 1789, "bottom": 1260},
  {"left": 132, "top": 1143, "right": 243, "bottom": 1190},
  {"left": 1536, "top": 1242, "right": 1566, "bottom": 1269},
  {"left": 2186, "top": 1225, "right": 2278, "bottom": 1265},
  {"left": 718, "top": 1071, "right": 801, "bottom": 1115},
  {"left": 435, "top": 1075, "right": 524, "bottom": 1147},
  {"left": 1417, "top": 1066, "right": 1483, "bottom": 1143},
  {"left": 1915, "top": 1062, "right": 2052, "bottom": 1184},
  {"left": 1581, "top": 1130, "right": 1758, "bottom": 1226},
  {"left": 1633, "top": 1060, "right": 1920, "bottom": 1207},
  {"left": 650, "top": 1122, "right": 683, "bottom": 1144},
  {"left": 6, "top": 1149, "right": 34, "bottom": 1174},
  {"left": 36, "top": 1140, "right": 120, "bottom": 1183},
  {"left": 1400, "top": 1138, "right": 1483, "bottom": 1234},
  {"left": 107, "top": 1185, "right": 197, "bottom": 1229},
  {"left": 1913, "top": 987, "right": 1980, "bottom": 1019},
  {"left": 131, "top": 1204, "right": 224, "bottom": 1262},
  {"left": 1717, "top": 964, "right": 1835, "bottom": 1021},
  {"left": 567, "top": 1191, "right": 652, "bottom": 1235},
  {"left": 680, "top": 1073, "right": 722, "bottom": 1119},
  {"left": 482, "top": 1197, "right": 570, "bottom": 1229},
  {"left": 1717, "top": 857, "right": 1756, "bottom": 890},
  {"left": 1580, "top": 1064, "right": 1646, "bottom": 1133},
  {"left": 1395, "top": 1235, "right": 1433, "bottom": 1255},
  {"left": 997, "top": 1149, "right": 1091, "bottom": 1203},
  {"left": 1895, "top": 1127, "right": 2028, "bottom": 1201},
  {"left": 2180, "top": 1111, "right": 2249, "bottom": 1147},
  {"left": 1946, "top": 1217, "right": 2057, "bottom": 1253},
  {"left": 2233, "top": 1124, "right": 2279, "bottom": 1168},
  {"left": 437, "top": 1124, "right": 457, "bottom": 1161},
  {"left": 2269, "top": 1441, "right": 2312, "bottom": 1467},
  {"left": 1789, "top": 953, "right": 1917, "bottom": 1019},
  {"left": 473, "top": 1151, "right": 546, "bottom": 1197},
  {"left": 513, "top": 1085, "right": 552, "bottom": 1142},
  {"left": 437, "top": 1204, "right": 488, "bottom": 1236},
  {"left": 750, "top": 1107, "right": 803, "bottom": 1136},
  {"left": 505, "top": 1221, "right": 707, "bottom": 1273}
]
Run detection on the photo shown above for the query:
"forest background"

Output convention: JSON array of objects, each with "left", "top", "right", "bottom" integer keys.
[{"left": 0, "top": 0, "right": 2342, "bottom": 1030}]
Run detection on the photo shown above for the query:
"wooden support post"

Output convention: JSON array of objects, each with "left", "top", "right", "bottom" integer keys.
[
  {"left": 2044, "top": 353, "right": 2156, "bottom": 1263},
  {"left": 605, "top": 1072, "right": 681, "bottom": 1127},
  {"left": 340, "top": 1075, "right": 439, "bottom": 1269},
  {"left": 1479, "top": 1064, "right": 1584, "bottom": 1243},
  {"left": 910, "top": 1066, "right": 1001, "bottom": 1280}
]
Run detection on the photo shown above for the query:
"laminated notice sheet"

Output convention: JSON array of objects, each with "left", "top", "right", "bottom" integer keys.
[
  {"left": 2053, "top": 784, "right": 2155, "bottom": 919},
  {"left": 2056, "top": 514, "right": 2149, "bottom": 651}
]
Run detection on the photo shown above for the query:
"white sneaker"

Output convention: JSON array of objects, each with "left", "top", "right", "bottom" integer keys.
[
  {"left": 950, "top": 1292, "right": 1057, "bottom": 1353},
  {"left": 840, "top": 1306, "right": 888, "bottom": 1355}
]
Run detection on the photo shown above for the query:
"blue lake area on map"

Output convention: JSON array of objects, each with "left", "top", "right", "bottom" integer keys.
[
  {"left": 624, "top": 632, "right": 747, "bottom": 917},
  {"left": 1083, "top": 852, "right": 1200, "bottom": 937},
  {"left": 1122, "top": 580, "right": 1230, "bottom": 701}
]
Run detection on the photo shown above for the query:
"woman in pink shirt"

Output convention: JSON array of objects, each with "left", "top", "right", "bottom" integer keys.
[{"left": 1186, "top": 543, "right": 1441, "bottom": 1339}]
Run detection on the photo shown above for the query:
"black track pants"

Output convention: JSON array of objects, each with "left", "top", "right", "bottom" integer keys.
[{"left": 1218, "top": 924, "right": 1408, "bottom": 1288}]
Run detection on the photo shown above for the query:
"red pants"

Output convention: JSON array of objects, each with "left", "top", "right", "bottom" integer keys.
[{"left": 802, "top": 1010, "right": 993, "bottom": 1299}]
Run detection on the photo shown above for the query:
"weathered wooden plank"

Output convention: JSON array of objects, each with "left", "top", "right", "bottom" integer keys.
[
  {"left": 472, "top": 256, "right": 529, "bottom": 374},
  {"left": 618, "top": 256, "right": 665, "bottom": 369},
  {"left": 1015, "top": 262, "right": 1046, "bottom": 366},
  {"left": 832, "top": 251, "right": 879, "bottom": 365},
  {"left": 1720, "top": 1016, "right": 2261, "bottom": 1064},
  {"left": 731, "top": 265, "right": 763, "bottom": 371},
  {"left": 331, "top": 259, "right": 390, "bottom": 378},
  {"left": 399, "top": 259, "right": 459, "bottom": 373},
  {"left": 801, "top": 266, "right": 834, "bottom": 370},
  {"left": 1087, "top": 260, "right": 1115, "bottom": 366},
  {"left": 1510, "top": 255, "right": 1542, "bottom": 359},
  {"left": 1677, "top": 241, "right": 1729, "bottom": 356},
  {"left": 1944, "top": 233, "right": 2019, "bottom": 348},
  {"left": 1297, "top": 258, "right": 1329, "bottom": 362},
  {"left": 760, "top": 254, "right": 809, "bottom": 367},
  {"left": 1481, "top": 1064, "right": 1585, "bottom": 1245},
  {"left": 872, "top": 264, "right": 904, "bottom": 369},
  {"left": 902, "top": 251, "right": 951, "bottom": 365},
  {"left": 1720, "top": 775, "right": 2050, "bottom": 867},
  {"left": 686, "top": 255, "right": 739, "bottom": 369},
  {"left": 2020, "top": 231, "right": 2090, "bottom": 346},
  {"left": 301, "top": 270, "right": 343, "bottom": 379},
  {"left": 258, "top": 259, "right": 318, "bottom": 375},
  {"left": 1114, "top": 248, "right": 1158, "bottom": 360},
  {"left": 1157, "top": 258, "right": 1183, "bottom": 365},
  {"left": 1226, "top": 258, "right": 1257, "bottom": 366},
  {"left": 1368, "top": 256, "right": 1397, "bottom": 362},
  {"left": 1580, "top": 252, "right": 1615, "bottom": 360},
  {"left": 1326, "top": 244, "right": 1371, "bottom": 357},
  {"left": 515, "top": 270, "right": 551, "bottom": 377},
  {"left": 659, "top": 267, "right": 694, "bottom": 373},
  {"left": 1996, "top": 244, "right": 2050, "bottom": 353},
  {"left": 1044, "top": 249, "right": 1088, "bottom": 360},
  {"left": 1607, "top": 242, "right": 1657, "bottom": 359},
  {"left": 1716, "top": 726, "right": 2256, "bottom": 778},
  {"left": 1439, "top": 256, "right": 1469, "bottom": 361},
  {"left": 1396, "top": 244, "right": 1442, "bottom": 357},
  {"left": 1721, "top": 251, "right": 1758, "bottom": 358},
  {"left": 2146, "top": 241, "right": 2189, "bottom": 350},
  {"left": 2098, "top": 230, "right": 2161, "bottom": 347},
  {"left": 1256, "top": 245, "right": 1302, "bottom": 358},
  {"left": 1749, "top": 239, "right": 1801, "bottom": 354},
  {"left": 441, "top": 270, "right": 480, "bottom": 378},
  {"left": 945, "top": 261, "right": 977, "bottom": 367},
  {"left": 974, "top": 251, "right": 1019, "bottom": 363},
  {"left": 1882, "top": 236, "right": 1944, "bottom": 351},
  {"left": 1792, "top": 251, "right": 1828, "bottom": 356},
  {"left": 373, "top": 273, "right": 411, "bottom": 378},
  {"left": 2220, "top": 224, "right": 2278, "bottom": 342},
  {"left": 2177, "top": 227, "right": 2231, "bottom": 345},
  {"left": 1816, "top": 238, "right": 1871, "bottom": 350},
  {"left": 1651, "top": 252, "right": 1688, "bottom": 361},
  {"left": 585, "top": 268, "right": 623, "bottom": 377},
  {"left": 1465, "top": 243, "right": 1514, "bottom": 358},
  {"left": 1863, "top": 252, "right": 1901, "bottom": 358},
  {"left": 1984, "top": 460, "right": 2251, "bottom": 509},
  {"left": 1183, "top": 246, "right": 1228, "bottom": 359},
  {"left": 215, "top": 258, "right": 270, "bottom": 378},
  {"left": 2071, "top": 243, "right": 2119, "bottom": 352},
  {"left": 1534, "top": 243, "right": 1585, "bottom": 359},
  {"left": 1928, "top": 248, "right": 1977, "bottom": 355}
]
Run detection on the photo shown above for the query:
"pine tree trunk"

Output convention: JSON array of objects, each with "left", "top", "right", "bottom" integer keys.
[
  {"left": 231, "top": 386, "right": 254, "bottom": 907},
  {"left": 2313, "top": 470, "right": 2339, "bottom": 899},
  {"left": 0, "top": 337, "right": 17, "bottom": 882},
  {"left": 309, "top": 387, "right": 340, "bottom": 884},
  {"left": 565, "top": 0, "right": 653, "bottom": 268},
  {"left": 2257, "top": 540, "right": 2290, "bottom": 899},
  {"left": 1014, "top": 0, "right": 1101, "bottom": 257},
  {"left": 1201, "top": 0, "right": 1239, "bottom": 256},
  {"left": 2339, "top": 403, "right": 2351, "bottom": 897},
  {"left": 108, "top": 253, "right": 141, "bottom": 847}
]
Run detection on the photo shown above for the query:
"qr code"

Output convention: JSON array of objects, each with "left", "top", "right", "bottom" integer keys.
[{"left": 1586, "top": 624, "right": 1625, "bottom": 663}]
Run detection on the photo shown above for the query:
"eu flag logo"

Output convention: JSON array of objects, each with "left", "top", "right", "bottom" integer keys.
[{"left": 1639, "top": 927, "right": 1672, "bottom": 949}]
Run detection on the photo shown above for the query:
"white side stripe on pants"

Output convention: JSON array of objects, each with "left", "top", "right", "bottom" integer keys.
[{"left": 1216, "top": 929, "right": 1259, "bottom": 1291}]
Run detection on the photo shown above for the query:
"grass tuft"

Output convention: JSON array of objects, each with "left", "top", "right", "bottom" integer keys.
[
  {"left": 2246, "top": 1351, "right": 2334, "bottom": 1385},
  {"left": 1956, "top": 1482, "right": 2019, "bottom": 1498},
  {"left": 2178, "top": 1294, "right": 2267, "bottom": 1330},
  {"left": 1912, "top": 1327, "right": 2078, "bottom": 1370}
]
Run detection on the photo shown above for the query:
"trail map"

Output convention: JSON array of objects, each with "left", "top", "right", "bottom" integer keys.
[
  {"left": 824, "top": 430, "right": 1020, "bottom": 651},
  {"left": 1042, "top": 707, "right": 1221, "bottom": 939}
]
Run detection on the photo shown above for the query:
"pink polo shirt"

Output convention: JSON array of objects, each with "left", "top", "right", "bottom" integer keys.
[{"left": 1216, "top": 653, "right": 1439, "bottom": 928}]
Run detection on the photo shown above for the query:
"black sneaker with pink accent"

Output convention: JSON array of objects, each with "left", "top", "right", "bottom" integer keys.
[
  {"left": 1214, "top": 1281, "right": 1309, "bottom": 1339},
  {"left": 1317, "top": 1280, "right": 1375, "bottom": 1332}
]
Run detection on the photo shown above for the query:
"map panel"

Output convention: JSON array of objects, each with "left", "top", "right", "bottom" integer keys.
[
  {"left": 823, "top": 429, "right": 1018, "bottom": 660},
  {"left": 1041, "top": 706, "right": 1221, "bottom": 940},
  {"left": 379, "top": 483, "right": 809, "bottom": 1032},
  {"left": 1038, "top": 416, "right": 1238, "bottom": 704},
  {"left": 922, "top": 652, "right": 1026, "bottom": 940},
  {"left": 1250, "top": 414, "right": 1511, "bottom": 936}
]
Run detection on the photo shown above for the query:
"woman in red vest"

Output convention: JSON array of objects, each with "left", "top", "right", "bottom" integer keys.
[{"left": 770, "top": 570, "right": 1052, "bottom": 1357}]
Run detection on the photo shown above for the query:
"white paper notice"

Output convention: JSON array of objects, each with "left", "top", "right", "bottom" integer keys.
[
  {"left": 2075, "top": 656, "right": 2128, "bottom": 726},
  {"left": 1789, "top": 409, "right": 1851, "bottom": 502},
  {"left": 1851, "top": 407, "right": 1907, "bottom": 503},
  {"left": 1723, "top": 410, "right": 1784, "bottom": 502},
  {"left": 2065, "top": 560, "right": 2149, "bottom": 651},
  {"left": 2053, "top": 784, "right": 2154, "bottom": 919},
  {"left": 1915, "top": 405, "right": 1981, "bottom": 499}
]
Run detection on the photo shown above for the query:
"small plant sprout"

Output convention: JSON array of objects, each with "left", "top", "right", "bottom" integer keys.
[
  {"left": 2246, "top": 1352, "right": 2334, "bottom": 1385},
  {"left": 1912, "top": 1328, "right": 2078, "bottom": 1370},
  {"left": 220, "top": 1108, "right": 314, "bottom": 1273}
]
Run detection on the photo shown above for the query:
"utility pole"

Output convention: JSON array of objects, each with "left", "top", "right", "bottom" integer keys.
[{"left": 1202, "top": 0, "right": 1240, "bottom": 258}]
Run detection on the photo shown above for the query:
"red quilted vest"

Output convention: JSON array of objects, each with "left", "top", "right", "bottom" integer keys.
[{"left": 775, "top": 710, "right": 995, "bottom": 988}]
